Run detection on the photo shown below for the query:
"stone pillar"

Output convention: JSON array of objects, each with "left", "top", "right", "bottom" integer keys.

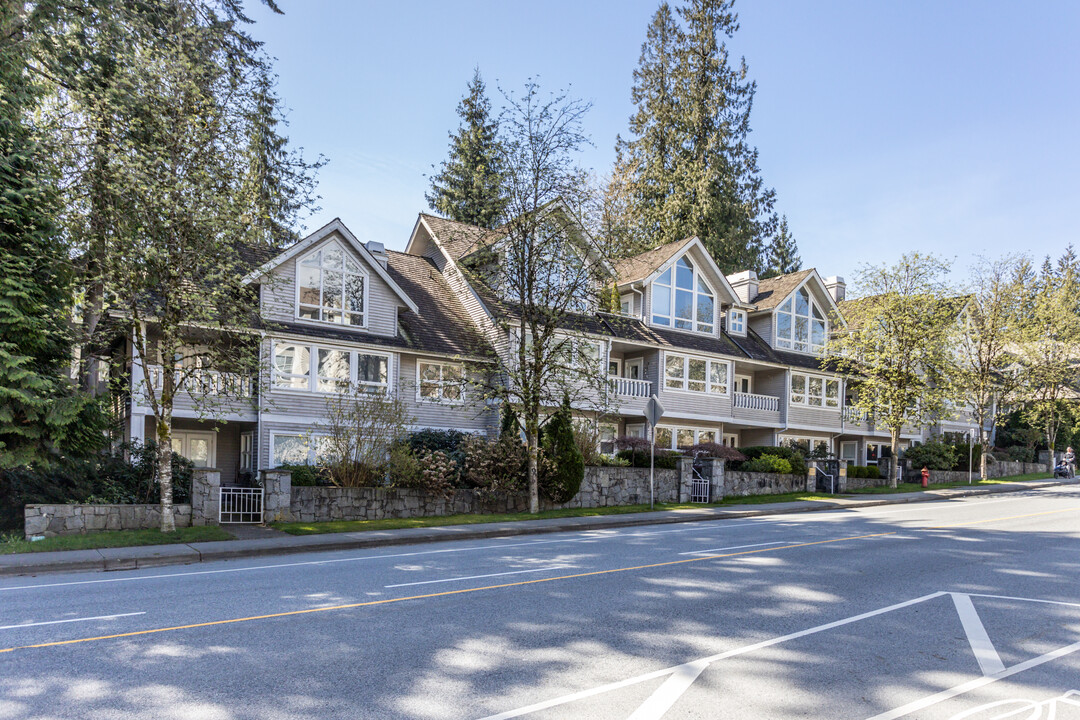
[
  {"left": 806, "top": 462, "right": 817, "bottom": 492},
  {"left": 837, "top": 460, "right": 848, "bottom": 493},
  {"left": 678, "top": 456, "right": 694, "bottom": 503},
  {"left": 700, "top": 458, "right": 726, "bottom": 501},
  {"left": 261, "top": 468, "right": 293, "bottom": 522},
  {"left": 191, "top": 469, "right": 221, "bottom": 526}
]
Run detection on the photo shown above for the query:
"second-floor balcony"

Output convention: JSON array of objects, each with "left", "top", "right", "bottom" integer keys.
[
  {"left": 608, "top": 376, "right": 652, "bottom": 399},
  {"left": 843, "top": 406, "right": 868, "bottom": 426},
  {"left": 731, "top": 391, "right": 782, "bottom": 422},
  {"left": 146, "top": 365, "right": 254, "bottom": 399}
]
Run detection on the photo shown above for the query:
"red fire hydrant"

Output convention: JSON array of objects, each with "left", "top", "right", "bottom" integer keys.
[{"left": 921, "top": 466, "right": 930, "bottom": 488}]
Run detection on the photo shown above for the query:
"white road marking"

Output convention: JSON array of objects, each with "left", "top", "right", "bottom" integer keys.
[
  {"left": 864, "top": 640, "right": 1080, "bottom": 720},
  {"left": 626, "top": 660, "right": 709, "bottom": 720},
  {"left": 964, "top": 592, "right": 1080, "bottom": 609},
  {"left": 678, "top": 541, "right": 787, "bottom": 555},
  {"left": 475, "top": 592, "right": 948, "bottom": 720},
  {"left": 951, "top": 593, "right": 1006, "bottom": 676},
  {"left": 0, "top": 611, "right": 145, "bottom": 631},
  {"left": 384, "top": 566, "right": 568, "bottom": 588}
]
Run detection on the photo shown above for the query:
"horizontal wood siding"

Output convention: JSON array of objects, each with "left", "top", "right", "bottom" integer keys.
[
  {"left": 749, "top": 313, "right": 773, "bottom": 345},
  {"left": 398, "top": 354, "right": 497, "bottom": 434},
  {"left": 259, "top": 233, "right": 400, "bottom": 337},
  {"left": 787, "top": 404, "right": 843, "bottom": 430},
  {"left": 740, "top": 427, "right": 776, "bottom": 447}
]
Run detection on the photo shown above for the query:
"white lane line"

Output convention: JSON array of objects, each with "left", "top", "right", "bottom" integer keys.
[
  {"left": 475, "top": 592, "right": 948, "bottom": 720},
  {"left": 0, "top": 611, "right": 145, "bottom": 631},
  {"left": 951, "top": 593, "right": 1006, "bottom": 676},
  {"left": 0, "top": 521, "right": 782, "bottom": 593},
  {"left": 678, "top": 541, "right": 787, "bottom": 556},
  {"left": 864, "top": 639, "right": 1080, "bottom": 720},
  {"left": 964, "top": 593, "right": 1080, "bottom": 609},
  {"left": 385, "top": 566, "right": 568, "bottom": 589},
  {"left": 626, "top": 660, "right": 709, "bottom": 720}
]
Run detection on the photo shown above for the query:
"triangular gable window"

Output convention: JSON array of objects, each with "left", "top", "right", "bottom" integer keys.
[
  {"left": 776, "top": 286, "right": 827, "bottom": 353},
  {"left": 652, "top": 255, "right": 715, "bottom": 333},
  {"left": 296, "top": 240, "right": 367, "bottom": 327}
]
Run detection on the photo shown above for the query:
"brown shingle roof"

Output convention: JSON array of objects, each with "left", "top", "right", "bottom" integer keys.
[
  {"left": 751, "top": 269, "right": 814, "bottom": 310},
  {"left": 386, "top": 251, "right": 494, "bottom": 359},
  {"left": 611, "top": 237, "right": 696, "bottom": 285},
  {"left": 419, "top": 213, "right": 505, "bottom": 262}
]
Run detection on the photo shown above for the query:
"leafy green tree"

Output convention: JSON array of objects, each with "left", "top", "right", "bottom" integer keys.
[
  {"left": 0, "top": 1, "right": 104, "bottom": 468},
  {"left": 1018, "top": 248, "right": 1080, "bottom": 456},
  {"left": 760, "top": 216, "right": 801, "bottom": 279},
  {"left": 539, "top": 395, "right": 584, "bottom": 504},
  {"left": 29, "top": 0, "right": 319, "bottom": 529},
  {"left": 426, "top": 69, "right": 506, "bottom": 229},
  {"left": 830, "top": 253, "right": 958, "bottom": 488}
]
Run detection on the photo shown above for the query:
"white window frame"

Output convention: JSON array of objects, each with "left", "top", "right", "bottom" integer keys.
[
  {"left": 780, "top": 434, "right": 831, "bottom": 456},
  {"left": 270, "top": 432, "right": 332, "bottom": 467},
  {"left": 654, "top": 424, "right": 721, "bottom": 450},
  {"left": 170, "top": 431, "right": 217, "bottom": 468},
  {"left": 272, "top": 341, "right": 392, "bottom": 395},
  {"left": 840, "top": 441, "right": 858, "bottom": 463},
  {"left": 295, "top": 240, "right": 369, "bottom": 328},
  {"left": 775, "top": 284, "right": 828, "bottom": 354},
  {"left": 789, "top": 372, "right": 840, "bottom": 410},
  {"left": 728, "top": 309, "right": 746, "bottom": 335},
  {"left": 239, "top": 431, "right": 254, "bottom": 471},
  {"left": 663, "top": 352, "right": 729, "bottom": 395},
  {"left": 619, "top": 294, "right": 633, "bottom": 316},
  {"left": 723, "top": 433, "right": 739, "bottom": 447},
  {"left": 416, "top": 360, "right": 466, "bottom": 404},
  {"left": 651, "top": 255, "right": 716, "bottom": 334}
]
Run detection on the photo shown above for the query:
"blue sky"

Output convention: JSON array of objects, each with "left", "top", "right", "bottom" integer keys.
[{"left": 247, "top": 1, "right": 1078, "bottom": 283}]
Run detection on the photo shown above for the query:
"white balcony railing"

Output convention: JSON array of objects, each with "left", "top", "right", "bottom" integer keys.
[
  {"left": 843, "top": 406, "right": 868, "bottom": 424},
  {"left": 733, "top": 392, "right": 780, "bottom": 412},
  {"left": 146, "top": 365, "right": 253, "bottom": 399},
  {"left": 608, "top": 376, "right": 652, "bottom": 398}
]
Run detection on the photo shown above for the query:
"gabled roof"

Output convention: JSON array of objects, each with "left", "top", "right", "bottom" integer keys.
[
  {"left": 751, "top": 269, "right": 814, "bottom": 310},
  {"left": 242, "top": 218, "right": 419, "bottom": 314},
  {"left": 613, "top": 236, "right": 740, "bottom": 305},
  {"left": 610, "top": 237, "right": 695, "bottom": 285},
  {"left": 413, "top": 213, "right": 506, "bottom": 262}
]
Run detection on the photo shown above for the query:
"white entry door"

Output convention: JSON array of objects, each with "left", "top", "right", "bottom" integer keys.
[
  {"left": 171, "top": 431, "right": 216, "bottom": 468},
  {"left": 625, "top": 358, "right": 643, "bottom": 380}
]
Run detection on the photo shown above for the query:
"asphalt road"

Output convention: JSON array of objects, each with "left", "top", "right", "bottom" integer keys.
[{"left": 2, "top": 486, "right": 1079, "bottom": 720}]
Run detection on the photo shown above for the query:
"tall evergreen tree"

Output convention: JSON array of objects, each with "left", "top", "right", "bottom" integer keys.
[
  {"left": 426, "top": 69, "right": 506, "bottom": 229},
  {"left": 760, "top": 215, "right": 801, "bottom": 278},
  {"left": 0, "top": 1, "right": 103, "bottom": 467},
  {"left": 615, "top": 0, "right": 785, "bottom": 273}
]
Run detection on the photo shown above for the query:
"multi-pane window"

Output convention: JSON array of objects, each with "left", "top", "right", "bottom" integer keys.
[
  {"left": 664, "top": 353, "right": 728, "bottom": 394},
  {"left": 418, "top": 361, "right": 464, "bottom": 402},
  {"left": 776, "top": 287, "right": 827, "bottom": 353},
  {"left": 652, "top": 256, "right": 715, "bottom": 333},
  {"left": 272, "top": 342, "right": 390, "bottom": 394},
  {"left": 297, "top": 241, "right": 366, "bottom": 326},
  {"left": 270, "top": 434, "right": 334, "bottom": 467},
  {"left": 790, "top": 372, "right": 840, "bottom": 408},
  {"left": 654, "top": 425, "right": 720, "bottom": 450},
  {"left": 728, "top": 309, "right": 746, "bottom": 335}
]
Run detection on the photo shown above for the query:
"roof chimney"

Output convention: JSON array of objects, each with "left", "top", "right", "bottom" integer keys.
[
  {"left": 824, "top": 276, "right": 846, "bottom": 303},
  {"left": 366, "top": 241, "right": 388, "bottom": 269},
  {"left": 726, "top": 270, "right": 759, "bottom": 304}
]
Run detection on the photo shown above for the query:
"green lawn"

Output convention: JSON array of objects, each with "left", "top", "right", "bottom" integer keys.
[
  {"left": 0, "top": 526, "right": 234, "bottom": 555},
  {"left": 846, "top": 472, "right": 1053, "bottom": 494}
]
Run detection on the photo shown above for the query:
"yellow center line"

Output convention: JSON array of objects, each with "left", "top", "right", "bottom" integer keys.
[
  {"left": 3, "top": 504, "right": 1077, "bottom": 655},
  {"left": 0, "top": 530, "right": 896, "bottom": 654}
]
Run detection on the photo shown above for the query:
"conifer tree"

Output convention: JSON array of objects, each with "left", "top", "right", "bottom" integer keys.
[
  {"left": 0, "top": 1, "right": 104, "bottom": 467},
  {"left": 760, "top": 216, "right": 802, "bottom": 279},
  {"left": 427, "top": 69, "right": 506, "bottom": 229}
]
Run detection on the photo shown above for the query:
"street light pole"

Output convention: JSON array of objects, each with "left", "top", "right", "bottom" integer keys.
[{"left": 968, "top": 430, "right": 973, "bottom": 485}]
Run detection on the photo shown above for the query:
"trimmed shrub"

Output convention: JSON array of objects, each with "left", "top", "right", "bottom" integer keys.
[
  {"left": 538, "top": 397, "right": 585, "bottom": 503},
  {"left": 614, "top": 436, "right": 678, "bottom": 469},
  {"left": 279, "top": 463, "right": 331, "bottom": 487},
  {"left": 847, "top": 465, "right": 882, "bottom": 479},
  {"left": 742, "top": 454, "right": 792, "bottom": 474},
  {"left": 903, "top": 439, "right": 957, "bottom": 471},
  {"left": 684, "top": 443, "right": 745, "bottom": 462},
  {"left": 732, "top": 446, "right": 807, "bottom": 475},
  {"left": 460, "top": 434, "right": 527, "bottom": 495},
  {"left": 1005, "top": 445, "right": 1035, "bottom": 463}
]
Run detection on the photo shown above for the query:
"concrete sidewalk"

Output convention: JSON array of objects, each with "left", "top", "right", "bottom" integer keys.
[{"left": 2, "top": 478, "right": 1074, "bottom": 577}]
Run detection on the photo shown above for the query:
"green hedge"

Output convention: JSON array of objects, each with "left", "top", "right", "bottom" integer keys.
[
  {"left": 732, "top": 446, "right": 807, "bottom": 475},
  {"left": 847, "top": 465, "right": 883, "bottom": 479}
]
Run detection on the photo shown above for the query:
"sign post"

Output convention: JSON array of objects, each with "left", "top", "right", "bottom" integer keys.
[{"left": 644, "top": 395, "right": 665, "bottom": 510}]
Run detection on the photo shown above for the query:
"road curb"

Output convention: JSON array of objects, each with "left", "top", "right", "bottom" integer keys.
[{"left": 1, "top": 479, "right": 1072, "bottom": 578}]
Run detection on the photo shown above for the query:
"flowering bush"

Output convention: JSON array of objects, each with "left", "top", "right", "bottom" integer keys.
[{"left": 684, "top": 443, "right": 745, "bottom": 462}]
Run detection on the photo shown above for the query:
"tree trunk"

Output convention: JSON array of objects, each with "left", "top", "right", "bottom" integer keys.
[
  {"left": 527, "top": 428, "right": 539, "bottom": 514},
  {"left": 156, "top": 415, "right": 176, "bottom": 532},
  {"left": 890, "top": 431, "right": 900, "bottom": 489}
]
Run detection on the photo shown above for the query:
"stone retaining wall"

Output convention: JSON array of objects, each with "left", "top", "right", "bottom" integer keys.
[
  {"left": 724, "top": 470, "right": 807, "bottom": 497},
  {"left": 903, "top": 461, "right": 1048, "bottom": 484},
  {"left": 290, "top": 465, "right": 684, "bottom": 523},
  {"left": 25, "top": 504, "right": 192, "bottom": 538}
]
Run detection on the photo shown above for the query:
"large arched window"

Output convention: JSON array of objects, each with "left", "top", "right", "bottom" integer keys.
[
  {"left": 776, "top": 286, "right": 827, "bottom": 353},
  {"left": 651, "top": 256, "right": 715, "bottom": 333},
  {"left": 296, "top": 241, "right": 366, "bottom": 327}
]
